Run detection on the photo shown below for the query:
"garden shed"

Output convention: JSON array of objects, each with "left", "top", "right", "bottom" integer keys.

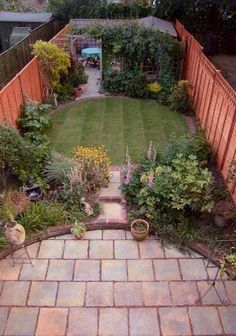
[{"left": 0, "top": 11, "right": 53, "bottom": 52}]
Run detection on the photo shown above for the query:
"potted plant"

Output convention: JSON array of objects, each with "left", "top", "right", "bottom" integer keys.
[
  {"left": 131, "top": 219, "right": 149, "bottom": 241},
  {"left": 70, "top": 221, "right": 87, "bottom": 239}
]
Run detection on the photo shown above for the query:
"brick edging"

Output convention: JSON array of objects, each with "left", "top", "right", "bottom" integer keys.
[{"left": 0, "top": 221, "right": 130, "bottom": 260}]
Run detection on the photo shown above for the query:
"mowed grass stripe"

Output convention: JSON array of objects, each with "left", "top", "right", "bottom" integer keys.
[
  {"left": 123, "top": 98, "right": 146, "bottom": 163},
  {"left": 102, "top": 97, "right": 124, "bottom": 164}
]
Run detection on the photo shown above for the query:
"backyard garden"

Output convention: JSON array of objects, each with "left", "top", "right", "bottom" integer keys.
[{"left": 0, "top": 20, "right": 236, "bottom": 277}]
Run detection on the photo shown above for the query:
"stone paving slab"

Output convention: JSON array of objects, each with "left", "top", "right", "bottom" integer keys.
[{"left": 0, "top": 229, "right": 235, "bottom": 336}]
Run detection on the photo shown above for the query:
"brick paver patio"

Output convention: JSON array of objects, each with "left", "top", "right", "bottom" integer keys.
[{"left": 0, "top": 230, "right": 236, "bottom": 336}]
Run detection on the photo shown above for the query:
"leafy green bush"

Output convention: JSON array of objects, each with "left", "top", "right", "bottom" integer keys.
[
  {"left": 18, "top": 201, "right": 65, "bottom": 234},
  {"left": 19, "top": 100, "right": 51, "bottom": 133},
  {"left": 103, "top": 69, "right": 148, "bottom": 98},
  {"left": 0, "top": 126, "right": 49, "bottom": 185},
  {"left": 168, "top": 80, "right": 193, "bottom": 114},
  {"left": 138, "top": 154, "right": 214, "bottom": 217},
  {"left": 122, "top": 145, "right": 214, "bottom": 222},
  {"left": 55, "top": 83, "right": 75, "bottom": 103},
  {"left": 162, "top": 130, "right": 213, "bottom": 165}
]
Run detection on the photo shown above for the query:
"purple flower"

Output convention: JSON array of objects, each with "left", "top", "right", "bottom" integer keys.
[{"left": 148, "top": 173, "right": 154, "bottom": 189}]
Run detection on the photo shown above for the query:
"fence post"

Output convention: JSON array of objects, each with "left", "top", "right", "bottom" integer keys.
[
  {"left": 192, "top": 45, "right": 204, "bottom": 110},
  {"left": 220, "top": 106, "right": 236, "bottom": 170}
]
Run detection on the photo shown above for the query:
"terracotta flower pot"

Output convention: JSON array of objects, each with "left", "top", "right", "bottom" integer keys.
[
  {"left": 79, "top": 84, "right": 87, "bottom": 93},
  {"left": 74, "top": 87, "right": 82, "bottom": 98},
  {"left": 74, "top": 232, "right": 83, "bottom": 240},
  {"left": 131, "top": 219, "right": 149, "bottom": 241}
]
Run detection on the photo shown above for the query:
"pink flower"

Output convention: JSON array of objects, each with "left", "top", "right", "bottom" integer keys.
[
  {"left": 125, "top": 170, "right": 132, "bottom": 185},
  {"left": 148, "top": 173, "right": 154, "bottom": 189}
]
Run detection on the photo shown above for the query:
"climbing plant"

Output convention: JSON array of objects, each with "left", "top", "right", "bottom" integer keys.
[{"left": 79, "top": 23, "right": 182, "bottom": 100}]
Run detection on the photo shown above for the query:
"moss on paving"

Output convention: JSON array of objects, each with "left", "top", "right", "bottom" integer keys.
[{"left": 45, "top": 97, "right": 188, "bottom": 164}]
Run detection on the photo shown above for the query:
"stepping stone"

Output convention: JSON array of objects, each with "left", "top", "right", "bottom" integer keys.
[
  {"left": 99, "top": 183, "right": 121, "bottom": 200},
  {"left": 99, "top": 171, "right": 122, "bottom": 200},
  {"left": 98, "top": 202, "right": 126, "bottom": 222}
]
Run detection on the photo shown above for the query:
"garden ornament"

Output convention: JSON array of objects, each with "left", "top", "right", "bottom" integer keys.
[
  {"left": 4, "top": 221, "right": 26, "bottom": 246},
  {"left": 80, "top": 198, "right": 94, "bottom": 216}
]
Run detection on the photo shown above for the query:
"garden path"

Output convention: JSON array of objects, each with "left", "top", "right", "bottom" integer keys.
[
  {"left": 77, "top": 66, "right": 105, "bottom": 100},
  {"left": 95, "top": 168, "right": 128, "bottom": 226}
]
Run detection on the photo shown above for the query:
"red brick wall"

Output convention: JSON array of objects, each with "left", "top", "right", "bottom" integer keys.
[{"left": 176, "top": 20, "right": 236, "bottom": 203}]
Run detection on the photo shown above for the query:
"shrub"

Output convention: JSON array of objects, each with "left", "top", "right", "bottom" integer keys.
[
  {"left": 0, "top": 126, "right": 49, "bottom": 185},
  {"left": 136, "top": 154, "right": 214, "bottom": 219},
  {"left": 19, "top": 100, "right": 51, "bottom": 133},
  {"left": 32, "top": 41, "right": 71, "bottom": 98},
  {"left": 73, "top": 145, "right": 111, "bottom": 193},
  {"left": 103, "top": 69, "right": 148, "bottom": 98},
  {"left": 162, "top": 130, "right": 213, "bottom": 165},
  {"left": 168, "top": 80, "right": 193, "bottom": 114},
  {"left": 18, "top": 201, "right": 65, "bottom": 234}
]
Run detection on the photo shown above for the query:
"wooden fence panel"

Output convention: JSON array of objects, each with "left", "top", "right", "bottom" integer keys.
[
  {"left": 175, "top": 20, "right": 236, "bottom": 203},
  {"left": 0, "top": 24, "right": 70, "bottom": 127}
]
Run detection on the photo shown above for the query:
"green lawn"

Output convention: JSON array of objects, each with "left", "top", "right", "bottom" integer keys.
[{"left": 45, "top": 97, "right": 188, "bottom": 164}]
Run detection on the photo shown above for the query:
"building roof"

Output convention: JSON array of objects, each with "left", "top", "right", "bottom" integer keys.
[
  {"left": 70, "top": 16, "right": 177, "bottom": 38},
  {"left": 0, "top": 11, "right": 52, "bottom": 23},
  {"left": 138, "top": 16, "right": 177, "bottom": 37}
]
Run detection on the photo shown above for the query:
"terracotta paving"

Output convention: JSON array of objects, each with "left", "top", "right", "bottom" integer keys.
[
  {"left": 0, "top": 171, "right": 236, "bottom": 335},
  {"left": 0, "top": 230, "right": 236, "bottom": 336}
]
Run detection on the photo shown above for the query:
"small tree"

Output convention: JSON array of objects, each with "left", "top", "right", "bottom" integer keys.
[{"left": 32, "top": 41, "right": 71, "bottom": 99}]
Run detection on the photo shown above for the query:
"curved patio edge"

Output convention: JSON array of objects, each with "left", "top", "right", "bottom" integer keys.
[{"left": 0, "top": 222, "right": 235, "bottom": 279}]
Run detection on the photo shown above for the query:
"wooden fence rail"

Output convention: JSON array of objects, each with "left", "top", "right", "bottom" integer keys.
[{"left": 175, "top": 20, "right": 236, "bottom": 203}]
